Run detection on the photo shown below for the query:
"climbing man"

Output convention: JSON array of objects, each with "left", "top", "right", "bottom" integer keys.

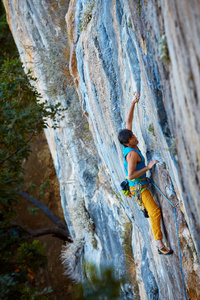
[{"left": 118, "top": 92, "right": 173, "bottom": 255}]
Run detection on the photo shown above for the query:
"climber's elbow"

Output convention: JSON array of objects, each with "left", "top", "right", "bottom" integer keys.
[{"left": 128, "top": 172, "right": 137, "bottom": 181}]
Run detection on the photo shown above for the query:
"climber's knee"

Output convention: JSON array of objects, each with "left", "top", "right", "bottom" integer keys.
[{"left": 141, "top": 189, "right": 160, "bottom": 216}]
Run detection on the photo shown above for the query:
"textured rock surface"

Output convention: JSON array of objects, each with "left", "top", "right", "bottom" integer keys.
[{"left": 4, "top": 0, "right": 200, "bottom": 299}]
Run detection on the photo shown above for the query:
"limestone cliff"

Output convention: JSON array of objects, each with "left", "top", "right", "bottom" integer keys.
[{"left": 4, "top": 0, "right": 200, "bottom": 299}]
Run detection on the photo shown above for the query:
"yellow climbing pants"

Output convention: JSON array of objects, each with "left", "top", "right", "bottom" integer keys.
[{"left": 130, "top": 187, "right": 163, "bottom": 241}]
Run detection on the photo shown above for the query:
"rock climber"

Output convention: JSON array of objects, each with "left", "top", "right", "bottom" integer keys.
[{"left": 118, "top": 92, "right": 173, "bottom": 255}]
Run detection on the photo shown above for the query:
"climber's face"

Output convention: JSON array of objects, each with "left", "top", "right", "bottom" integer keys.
[{"left": 126, "top": 133, "right": 138, "bottom": 147}]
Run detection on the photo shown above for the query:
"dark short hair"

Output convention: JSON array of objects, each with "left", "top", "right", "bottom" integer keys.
[{"left": 118, "top": 129, "right": 133, "bottom": 146}]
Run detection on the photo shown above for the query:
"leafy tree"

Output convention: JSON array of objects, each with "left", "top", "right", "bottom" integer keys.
[
  {"left": 0, "top": 0, "right": 18, "bottom": 63},
  {"left": 0, "top": 58, "right": 61, "bottom": 298},
  {"left": 0, "top": 3, "right": 71, "bottom": 298},
  {"left": 0, "top": 57, "right": 71, "bottom": 300},
  {"left": 0, "top": 57, "right": 65, "bottom": 217}
]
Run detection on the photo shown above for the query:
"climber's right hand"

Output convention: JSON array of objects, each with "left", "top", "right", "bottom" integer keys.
[
  {"left": 132, "top": 91, "right": 140, "bottom": 104},
  {"left": 147, "top": 160, "right": 159, "bottom": 170}
]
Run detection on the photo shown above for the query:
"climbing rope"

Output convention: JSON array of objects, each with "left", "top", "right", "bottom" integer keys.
[{"left": 149, "top": 178, "right": 187, "bottom": 300}]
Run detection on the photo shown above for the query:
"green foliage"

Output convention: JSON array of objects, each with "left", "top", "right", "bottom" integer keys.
[
  {"left": 113, "top": 190, "right": 123, "bottom": 203},
  {"left": 182, "top": 236, "right": 199, "bottom": 264},
  {"left": 28, "top": 206, "right": 39, "bottom": 216},
  {"left": 80, "top": 0, "right": 95, "bottom": 30},
  {"left": 0, "top": 7, "right": 8, "bottom": 38},
  {"left": 0, "top": 275, "right": 16, "bottom": 299},
  {"left": 0, "top": 58, "right": 66, "bottom": 220},
  {"left": 148, "top": 123, "right": 155, "bottom": 137},
  {"left": 17, "top": 240, "right": 48, "bottom": 272},
  {"left": 39, "top": 179, "right": 51, "bottom": 198},
  {"left": 78, "top": 25, "right": 83, "bottom": 32},
  {"left": 0, "top": 274, "right": 52, "bottom": 300},
  {"left": 121, "top": 222, "right": 139, "bottom": 297},
  {"left": 158, "top": 34, "right": 170, "bottom": 63},
  {"left": 0, "top": 4, "right": 67, "bottom": 298},
  {"left": 26, "top": 179, "right": 51, "bottom": 200},
  {"left": 73, "top": 264, "right": 123, "bottom": 299},
  {"left": 0, "top": 57, "right": 64, "bottom": 297},
  {"left": 168, "top": 137, "right": 177, "bottom": 155},
  {"left": 136, "top": 4, "right": 142, "bottom": 16},
  {"left": 161, "top": 162, "right": 167, "bottom": 169},
  {"left": 0, "top": 239, "right": 49, "bottom": 299},
  {"left": 121, "top": 222, "right": 132, "bottom": 262},
  {"left": 26, "top": 183, "right": 37, "bottom": 192},
  {"left": 94, "top": 164, "right": 99, "bottom": 171},
  {"left": 19, "top": 286, "right": 53, "bottom": 300},
  {"left": 27, "top": 5, "right": 73, "bottom": 101},
  {"left": 0, "top": 2, "right": 18, "bottom": 63},
  {"left": 128, "top": 18, "right": 132, "bottom": 28}
]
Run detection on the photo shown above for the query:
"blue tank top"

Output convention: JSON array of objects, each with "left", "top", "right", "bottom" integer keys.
[{"left": 123, "top": 146, "right": 149, "bottom": 187}]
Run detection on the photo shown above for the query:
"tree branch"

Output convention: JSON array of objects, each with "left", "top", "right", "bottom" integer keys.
[
  {"left": 11, "top": 222, "right": 72, "bottom": 242},
  {"left": 19, "top": 190, "right": 72, "bottom": 241}
]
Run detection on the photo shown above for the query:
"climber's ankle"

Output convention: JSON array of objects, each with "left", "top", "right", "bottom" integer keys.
[{"left": 156, "top": 239, "right": 164, "bottom": 249}]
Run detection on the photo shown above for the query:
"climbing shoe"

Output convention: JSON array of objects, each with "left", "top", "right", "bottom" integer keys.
[{"left": 158, "top": 245, "right": 173, "bottom": 255}]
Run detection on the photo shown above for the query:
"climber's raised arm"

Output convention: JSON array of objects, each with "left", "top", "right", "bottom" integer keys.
[{"left": 126, "top": 92, "right": 140, "bottom": 130}]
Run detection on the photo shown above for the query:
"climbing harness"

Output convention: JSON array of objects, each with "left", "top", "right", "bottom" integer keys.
[
  {"left": 149, "top": 178, "right": 187, "bottom": 300},
  {"left": 130, "top": 180, "right": 149, "bottom": 217},
  {"left": 121, "top": 177, "right": 149, "bottom": 217}
]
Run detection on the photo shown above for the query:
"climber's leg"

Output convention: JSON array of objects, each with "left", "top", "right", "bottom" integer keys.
[
  {"left": 141, "top": 189, "right": 173, "bottom": 255},
  {"left": 141, "top": 189, "right": 163, "bottom": 241}
]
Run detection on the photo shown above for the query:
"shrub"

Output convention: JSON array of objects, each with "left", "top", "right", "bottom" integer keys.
[
  {"left": 158, "top": 34, "right": 170, "bottom": 63},
  {"left": 80, "top": 0, "right": 96, "bottom": 30}
]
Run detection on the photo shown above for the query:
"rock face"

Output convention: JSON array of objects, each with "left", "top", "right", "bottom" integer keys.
[{"left": 4, "top": 0, "right": 200, "bottom": 299}]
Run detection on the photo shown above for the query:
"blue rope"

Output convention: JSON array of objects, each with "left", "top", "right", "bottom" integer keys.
[
  {"left": 149, "top": 179, "right": 174, "bottom": 207},
  {"left": 149, "top": 178, "right": 187, "bottom": 300}
]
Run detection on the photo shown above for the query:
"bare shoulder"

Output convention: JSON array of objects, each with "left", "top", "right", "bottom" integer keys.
[{"left": 126, "top": 150, "right": 138, "bottom": 162}]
